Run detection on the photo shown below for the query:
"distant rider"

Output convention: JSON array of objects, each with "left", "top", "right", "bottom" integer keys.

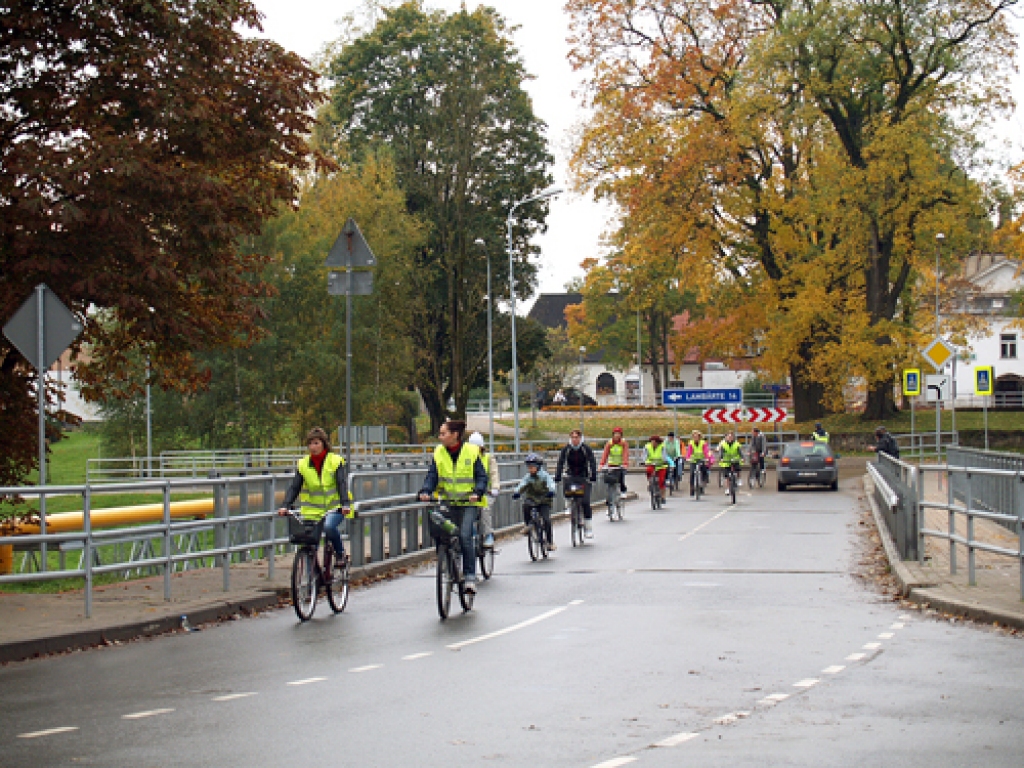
[
  {"left": 468, "top": 431, "right": 500, "bottom": 548},
  {"left": 643, "top": 435, "right": 671, "bottom": 495},
  {"left": 599, "top": 426, "right": 630, "bottom": 494},
  {"left": 555, "top": 429, "right": 598, "bottom": 538},
  {"left": 685, "top": 429, "right": 712, "bottom": 495},
  {"left": 514, "top": 453, "right": 557, "bottom": 550},
  {"left": 717, "top": 430, "right": 744, "bottom": 492}
]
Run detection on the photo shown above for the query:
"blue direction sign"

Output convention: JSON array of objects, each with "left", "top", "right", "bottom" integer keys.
[{"left": 662, "top": 388, "right": 742, "bottom": 406}]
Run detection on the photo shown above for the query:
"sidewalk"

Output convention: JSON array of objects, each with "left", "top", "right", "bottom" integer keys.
[{"left": 864, "top": 472, "right": 1024, "bottom": 630}]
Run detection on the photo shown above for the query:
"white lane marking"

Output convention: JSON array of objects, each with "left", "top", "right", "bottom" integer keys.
[
  {"left": 845, "top": 653, "right": 867, "bottom": 662},
  {"left": 793, "top": 679, "right": 819, "bottom": 689},
  {"left": 402, "top": 652, "right": 432, "bottom": 661},
  {"left": 590, "top": 758, "right": 638, "bottom": 768},
  {"left": 287, "top": 677, "right": 327, "bottom": 686},
  {"left": 212, "top": 693, "right": 257, "bottom": 702},
  {"left": 863, "top": 642, "right": 882, "bottom": 650},
  {"left": 898, "top": 614, "right": 911, "bottom": 620},
  {"left": 122, "top": 708, "right": 174, "bottom": 720},
  {"left": 714, "top": 711, "right": 750, "bottom": 725},
  {"left": 569, "top": 599, "right": 585, "bottom": 605},
  {"left": 17, "top": 727, "right": 79, "bottom": 739},
  {"left": 822, "top": 665, "right": 845, "bottom": 675},
  {"left": 878, "top": 632, "right": 894, "bottom": 639},
  {"left": 679, "top": 508, "right": 731, "bottom": 542},
  {"left": 349, "top": 664, "right": 383, "bottom": 673},
  {"left": 626, "top": 569, "right": 636, "bottom": 574},
  {"left": 447, "top": 606, "right": 568, "bottom": 650},
  {"left": 654, "top": 731, "right": 699, "bottom": 747},
  {"left": 890, "top": 622, "right": 905, "bottom": 629},
  {"left": 762, "top": 693, "right": 790, "bottom": 703}
]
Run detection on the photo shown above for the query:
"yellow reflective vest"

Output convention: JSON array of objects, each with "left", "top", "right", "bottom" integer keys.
[
  {"left": 644, "top": 442, "right": 669, "bottom": 468},
  {"left": 433, "top": 444, "right": 486, "bottom": 507},
  {"left": 298, "top": 453, "right": 346, "bottom": 520},
  {"left": 606, "top": 441, "right": 626, "bottom": 467}
]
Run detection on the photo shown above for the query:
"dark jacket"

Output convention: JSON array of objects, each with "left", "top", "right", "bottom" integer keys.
[
  {"left": 876, "top": 433, "right": 900, "bottom": 460},
  {"left": 555, "top": 442, "right": 597, "bottom": 482},
  {"left": 419, "top": 443, "right": 489, "bottom": 499}
]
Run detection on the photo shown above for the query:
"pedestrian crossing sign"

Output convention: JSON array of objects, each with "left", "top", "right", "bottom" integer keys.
[
  {"left": 975, "top": 366, "right": 994, "bottom": 396},
  {"left": 902, "top": 369, "right": 921, "bottom": 396}
]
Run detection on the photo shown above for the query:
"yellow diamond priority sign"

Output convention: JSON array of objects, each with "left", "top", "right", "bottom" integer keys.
[{"left": 922, "top": 337, "right": 954, "bottom": 372}]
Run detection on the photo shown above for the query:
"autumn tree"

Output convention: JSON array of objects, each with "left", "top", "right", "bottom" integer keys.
[
  {"left": 323, "top": 1, "right": 554, "bottom": 433},
  {"left": 0, "top": 0, "right": 320, "bottom": 485}
]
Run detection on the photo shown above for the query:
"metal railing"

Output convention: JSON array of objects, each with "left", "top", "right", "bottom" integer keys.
[
  {"left": 893, "top": 431, "right": 958, "bottom": 461},
  {"left": 874, "top": 454, "right": 920, "bottom": 560},
  {"left": 946, "top": 447, "right": 1024, "bottom": 533}
]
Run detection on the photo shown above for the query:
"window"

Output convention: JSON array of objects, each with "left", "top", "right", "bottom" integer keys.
[
  {"left": 1000, "top": 333, "right": 1017, "bottom": 359},
  {"left": 992, "top": 298, "right": 1005, "bottom": 309},
  {"left": 596, "top": 372, "right": 616, "bottom": 395}
]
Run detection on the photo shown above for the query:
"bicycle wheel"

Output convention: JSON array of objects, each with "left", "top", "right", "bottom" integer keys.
[
  {"left": 457, "top": 550, "right": 474, "bottom": 612},
  {"left": 291, "top": 549, "right": 318, "bottom": 622},
  {"left": 436, "top": 544, "right": 453, "bottom": 620},
  {"left": 571, "top": 503, "right": 582, "bottom": 547},
  {"left": 527, "top": 520, "right": 540, "bottom": 561},
  {"left": 730, "top": 472, "right": 737, "bottom": 505},
  {"left": 606, "top": 488, "right": 615, "bottom": 520},
  {"left": 478, "top": 540, "right": 494, "bottom": 580},
  {"left": 758, "top": 468, "right": 766, "bottom": 488},
  {"left": 326, "top": 551, "right": 349, "bottom": 614},
  {"left": 649, "top": 478, "right": 657, "bottom": 510}
]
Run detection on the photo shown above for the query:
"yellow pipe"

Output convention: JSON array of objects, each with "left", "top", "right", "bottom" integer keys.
[
  {"left": 0, "top": 544, "right": 12, "bottom": 575},
  {"left": 13, "top": 499, "right": 215, "bottom": 535}
]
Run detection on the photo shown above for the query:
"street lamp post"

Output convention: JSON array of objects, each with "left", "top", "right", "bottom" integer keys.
[
  {"left": 507, "top": 185, "right": 563, "bottom": 453},
  {"left": 935, "top": 232, "right": 944, "bottom": 458},
  {"left": 474, "top": 238, "right": 494, "bottom": 456},
  {"left": 579, "top": 345, "right": 587, "bottom": 435}
]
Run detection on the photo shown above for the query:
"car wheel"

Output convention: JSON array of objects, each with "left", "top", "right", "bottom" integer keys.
[
  {"left": 777, "top": 481, "right": 787, "bottom": 492},
  {"left": 830, "top": 480, "right": 839, "bottom": 491}
]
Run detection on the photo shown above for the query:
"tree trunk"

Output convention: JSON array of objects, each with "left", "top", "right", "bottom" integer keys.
[
  {"left": 790, "top": 360, "right": 825, "bottom": 422},
  {"left": 419, "top": 385, "right": 445, "bottom": 438},
  {"left": 864, "top": 379, "right": 897, "bottom": 422}
]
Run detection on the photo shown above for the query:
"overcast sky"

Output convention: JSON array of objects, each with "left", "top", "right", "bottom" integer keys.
[{"left": 250, "top": 1, "right": 1024, "bottom": 300}]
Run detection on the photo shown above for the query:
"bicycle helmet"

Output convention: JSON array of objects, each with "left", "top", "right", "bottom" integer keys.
[
  {"left": 468, "top": 431, "right": 485, "bottom": 447},
  {"left": 611, "top": 426, "right": 624, "bottom": 435},
  {"left": 525, "top": 452, "right": 544, "bottom": 467}
]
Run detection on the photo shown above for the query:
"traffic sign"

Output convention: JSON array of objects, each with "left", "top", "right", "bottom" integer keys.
[
  {"left": 902, "top": 368, "right": 921, "bottom": 396},
  {"left": 975, "top": 366, "right": 994, "bottom": 396},
  {"left": 3, "top": 284, "right": 83, "bottom": 371},
  {"left": 703, "top": 408, "right": 744, "bottom": 424},
  {"left": 663, "top": 388, "right": 742, "bottom": 407},
  {"left": 327, "top": 271, "right": 373, "bottom": 296},
  {"left": 325, "top": 218, "right": 377, "bottom": 268},
  {"left": 921, "top": 337, "right": 954, "bottom": 372},
  {"left": 747, "top": 407, "right": 788, "bottom": 423},
  {"left": 925, "top": 374, "right": 952, "bottom": 402}
]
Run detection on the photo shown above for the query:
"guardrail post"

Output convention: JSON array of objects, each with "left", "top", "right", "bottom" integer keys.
[
  {"left": 163, "top": 482, "right": 172, "bottom": 601},
  {"left": 350, "top": 517, "right": 365, "bottom": 566},
  {"left": 84, "top": 485, "right": 93, "bottom": 619},
  {"left": 389, "top": 509, "right": 402, "bottom": 558},
  {"left": 948, "top": 465, "right": 957, "bottom": 576},
  {"left": 967, "top": 472, "right": 976, "bottom": 587},
  {"left": 917, "top": 465, "right": 925, "bottom": 566},
  {"left": 371, "top": 514, "right": 384, "bottom": 563}
]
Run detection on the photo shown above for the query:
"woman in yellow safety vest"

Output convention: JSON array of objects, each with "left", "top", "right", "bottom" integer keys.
[
  {"left": 644, "top": 435, "right": 670, "bottom": 493},
  {"left": 277, "top": 427, "right": 351, "bottom": 567},
  {"left": 599, "top": 426, "right": 630, "bottom": 493},
  {"left": 418, "top": 419, "right": 488, "bottom": 594}
]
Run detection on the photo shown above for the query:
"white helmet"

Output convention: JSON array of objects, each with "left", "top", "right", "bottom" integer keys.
[{"left": 468, "top": 431, "right": 485, "bottom": 447}]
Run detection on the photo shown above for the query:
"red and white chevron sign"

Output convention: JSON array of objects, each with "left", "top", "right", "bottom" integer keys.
[
  {"left": 703, "top": 408, "right": 745, "bottom": 424},
  {"left": 747, "top": 407, "right": 789, "bottom": 423}
]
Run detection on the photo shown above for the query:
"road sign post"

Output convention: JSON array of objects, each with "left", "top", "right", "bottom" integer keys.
[
  {"left": 903, "top": 369, "right": 921, "bottom": 456},
  {"left": 3, "top": 284, "right": 84, "bottom": 572},
  {"left": 975, "top": 366, "right": 994, "bottom": 450},
  {"left": 922, "top": 338, "right": 954, "bottom": 459}
]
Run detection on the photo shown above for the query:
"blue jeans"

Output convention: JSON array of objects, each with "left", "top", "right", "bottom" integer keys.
[
  {"left": 448, "top": 506, "right": 479, "bottom": 580},
  {"left": 323, "top": 511, "right": 347, "bottom": 560}
]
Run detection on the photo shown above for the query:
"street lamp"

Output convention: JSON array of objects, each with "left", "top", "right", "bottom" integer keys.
[
  {"left": 474, "top": 238, "right": 494, "bottom": 456},
  {"left": 507, "top": 184, "right": 563, "bottom": 452},
  {"left": 579, "top": 345, "right": 587, "bottom": 435}
]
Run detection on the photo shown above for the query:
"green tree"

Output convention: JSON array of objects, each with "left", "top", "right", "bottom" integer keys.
[
  {"left": 323, "top": 1, "right": 554, "bottom": 433},
  {"left": 0, "top": 0, "right": 320, "bottom": 484}
]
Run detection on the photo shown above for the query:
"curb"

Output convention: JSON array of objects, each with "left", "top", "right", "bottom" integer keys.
[{"left": 862, "top": 474, "right": 1024, "bottom": 631}]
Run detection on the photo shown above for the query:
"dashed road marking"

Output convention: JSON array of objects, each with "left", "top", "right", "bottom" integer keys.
[
  {"left": 822, "top": 665, "right": 845, "bottom": 675},
  {"left": 402, "top": 652, "right": 432, "bottom": 661},
  {"left": 569, "top": 599, "right": 585, "bottom": 605},
  {"left": 122, "top": 708, "right": 174, "bottom": 720},
  {"left": 447, "top": 606, "right": 569, "bottom": 650},
  {"left": 845, "top": 652, "right": 867, "bottom": 662},
  {"left": 590, "top": 758, "right": 638, "bottom": 768},
  {"left": 714, "top": 711, "right": 749, "bottom": 725},
  {"left": 654, "top": 731, "right": 699, "bottom": 747},
  {"left": 898, "top": 614, "right": 911, "bottom": 620},
  {"left": 17, "top": 727, "right": 79, "bottom": 739},
  {"left": 878, "top": 632, "right": 894, "bottom": 639},
  {"left": 287, "top": 677, "right": 327, "bottom": 686},
  {"left": 863, "top": 642, "right": 882, "bottom": 650},
  {"left": 679, "top": 508, "right": 730, "bottom": 542},
  {"left": 793, "top": 679, "right": 819, "bottom": 689},
  {"left": 212, "top": 693, "right": 257, "bottom": 702},
  {"left": 349, "top": 664, "right": 383, "bottom": 673},
  {"left": 890, "top": 622, "right": 905, "bottom": 629}
]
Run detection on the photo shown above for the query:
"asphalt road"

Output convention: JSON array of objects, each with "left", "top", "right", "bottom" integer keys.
[{"left": 2, "top": 473, "right": 1022, "bottom": 767}]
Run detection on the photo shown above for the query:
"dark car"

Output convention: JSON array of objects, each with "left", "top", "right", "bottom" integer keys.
[
  {"left": 777, "top": 441, "right": 838, "bottom": 491},
  {"left": 540, "top": 388, "right": 597, "bottom": 407}
]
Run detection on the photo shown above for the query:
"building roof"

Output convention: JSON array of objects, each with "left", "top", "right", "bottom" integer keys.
[{"left": 528, "top": 293, "right": 582, "bottom": 330}]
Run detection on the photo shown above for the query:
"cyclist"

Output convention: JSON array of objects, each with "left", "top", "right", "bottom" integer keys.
[
  {"left": 276, "top": 427, "right": 351, "bottom": 570},
  {"left": 749, "top": 427, "right": 767, "bottom": 483},
  {"left": 663, "top": 431, "right": 683, "bottom": 486},
  {"left": 812, "top": 422, "right": 830, "bottom": 444},
  {"left": 643, "top": 435, "right": 671, "bottom": 496},
  {"left": 418, "top": 420, "right": 488, "bottom": 594},
  {"left": 513, "top": 453, "right": 557, "bottom": 550},
  {"left": 599, "top": 426, "right": 630, "bottom": 494},
  {"left": 717, "top": 430, "right": 744, "bottom": 493},
  {"left": 554, "top": 429, "right": 598, "bottom": 538},
  {"left": 468, "top": 432, "right": 500, "bottom": 548},
  {"left": 684, "top": 429, "right": 712, "bottom": 495}
]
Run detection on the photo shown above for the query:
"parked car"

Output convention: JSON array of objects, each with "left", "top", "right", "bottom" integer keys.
[
  {"left": 777, "top": 441, "right": 839, "bottom": 491},
  {"left": 539, "top": 388, "right": 597, "bottom": 407}
]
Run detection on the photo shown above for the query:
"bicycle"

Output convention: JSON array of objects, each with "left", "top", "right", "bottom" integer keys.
[
  {"left": 475, "top": 518, "right": 494, "bottom": 580},
  {"left": 287, "top": 512, "right": 350, "bottom": 622},
  {"left": 665, "top": 460, "right": 678, "bottom": 496},
  {"left": 602, "top": 467, "right": 625, "bottom": 521},
  {"left": 720, "top": 461, "right": 741, "bottom": 505},
  {"left": 564, "top": 480, "right": 588, "bottom": 547},
  {"left": 689, "top": 459, "right": 708, "bottom": 501},
  {"left": 748, "top": 451, "right": 766, "bottom": 489},
  {"left": 647, "top": 465, "right": 664, "bottom": 510},
  {"left": 427, "top": 498, "right": 474, "bottom": 620},
  {"left": 522, "top": 500, "right": 550, "bottom": 561}
]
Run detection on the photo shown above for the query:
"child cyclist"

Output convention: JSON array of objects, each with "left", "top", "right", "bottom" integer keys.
[
  {"left": 513, "top": 453, "right": 557, "bottom": 550},
  {"left": 599, "top": 426, "right": 630, "bottom": 494}
]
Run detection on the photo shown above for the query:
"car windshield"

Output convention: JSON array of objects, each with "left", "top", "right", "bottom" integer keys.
[{"left": 784, "top": 442, "right": 833, "bottom": 458}]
